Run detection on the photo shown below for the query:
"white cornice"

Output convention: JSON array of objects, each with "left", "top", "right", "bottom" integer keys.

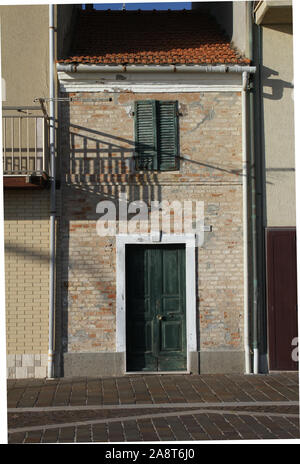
[{"left": 57, "top": 71, "right": 244, "bottom": 93}]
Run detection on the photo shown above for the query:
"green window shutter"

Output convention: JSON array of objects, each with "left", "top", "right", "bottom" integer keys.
[
  {"left": 134, "top": 100, "right": 158, "bottom": 170},
  {"left": 157, "top": 101, "right": 179, "bottom": 171}
]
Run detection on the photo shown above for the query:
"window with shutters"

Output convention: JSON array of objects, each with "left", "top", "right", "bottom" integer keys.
[{"left": 134, "top": 100, "right": 179, "bottom": 171}]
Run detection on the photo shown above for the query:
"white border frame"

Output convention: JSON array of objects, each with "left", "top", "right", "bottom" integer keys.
[{"left": 116, "top": 233, "right": 197, "bottom": 373}]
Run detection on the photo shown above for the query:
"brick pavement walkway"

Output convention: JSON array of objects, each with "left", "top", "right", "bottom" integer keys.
[{"left": 6, "top": 373, "right": 300, "bottom": 443}]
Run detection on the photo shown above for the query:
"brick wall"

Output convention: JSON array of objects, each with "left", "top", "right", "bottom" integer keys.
[
  {"left": 59, "top": 91, "right": 244, "bottom": 369},
  {"left": 5, "top": 190, "right": 50, "bottom": 378}
]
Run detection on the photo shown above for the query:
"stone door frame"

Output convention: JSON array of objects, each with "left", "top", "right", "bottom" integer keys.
[{"left": 116, "top": 233, "right": 197, "bottom": 373}]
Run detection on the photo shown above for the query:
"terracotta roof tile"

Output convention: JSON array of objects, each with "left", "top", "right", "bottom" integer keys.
[{"left": 58, "top": 9, "right": 251, "bottom": 66}]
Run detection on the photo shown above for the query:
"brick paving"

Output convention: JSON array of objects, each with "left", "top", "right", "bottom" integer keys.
[{"left": 6, "top": 373, "right": 300, "bottom": 443}]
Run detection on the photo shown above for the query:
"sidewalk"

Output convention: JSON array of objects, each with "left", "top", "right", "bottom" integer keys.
[{"left": 7, "top": 372, "right": 300, "bottom": 443}]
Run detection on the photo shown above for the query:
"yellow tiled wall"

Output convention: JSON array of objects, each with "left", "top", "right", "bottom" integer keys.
[{"left": 4, "top": 190, "right": 50, "bottom": 377}]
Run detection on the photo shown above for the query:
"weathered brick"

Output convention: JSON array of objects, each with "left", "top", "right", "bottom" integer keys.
[{"left": 59, "top": 91, "right": 244, "bottom": 357}]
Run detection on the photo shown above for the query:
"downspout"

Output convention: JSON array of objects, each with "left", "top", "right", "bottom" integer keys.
[
  {"left": 242, "top": 71, "right": 251, "bottom": 374},
  {"left": 256, "top": 23, "right": 268, "bottom": 372},
  {"left": 249, "top": 1, "right": 259, "bottom": 374},
  {"left": 48, "top": 4, "right": 56, "bottom": 379},
  {"left": 251, "top": 84, "right": 259, "bottom": 374}
]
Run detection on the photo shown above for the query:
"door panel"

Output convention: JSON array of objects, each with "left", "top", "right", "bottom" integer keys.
[
  {"left": 161, "top": 321, "right": 183, "bottom": 351},
  {"left": 126, "top": 246, "right": 157, "bottom": 371},
  {"left": 158, "top": 245, "right": 186, "bottom": 370},
  {"left": 267, "top": 228, "right": 298, "bottom": 371},
  {"left": 126, "top": 244, "right": 186, "bottom": 372}
]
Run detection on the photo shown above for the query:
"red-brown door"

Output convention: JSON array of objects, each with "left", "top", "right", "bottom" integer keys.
[{"left": 266, "top": 228, "right": 298, "bottom": 371}]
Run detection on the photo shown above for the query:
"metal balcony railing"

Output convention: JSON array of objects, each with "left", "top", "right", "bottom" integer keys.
[{"left": 2, "top": 107, "right": 49, "bottom": 176}]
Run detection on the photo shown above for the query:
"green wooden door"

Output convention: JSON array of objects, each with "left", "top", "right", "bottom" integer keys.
[{"left": 126, "top": 244, "right": 186, "bottom": 372}]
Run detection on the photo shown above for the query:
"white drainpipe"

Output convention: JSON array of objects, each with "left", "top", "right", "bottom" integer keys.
[
  {"left": 242, "top": 71, "right": 251, "bottom": 374},
  {"left": 48, "top": 4, "right": 56, "bottom": 379}
]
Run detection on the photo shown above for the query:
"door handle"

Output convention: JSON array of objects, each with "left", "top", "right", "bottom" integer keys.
[{"left": 157, "top": 314, "right": 164, "bottom": 321}]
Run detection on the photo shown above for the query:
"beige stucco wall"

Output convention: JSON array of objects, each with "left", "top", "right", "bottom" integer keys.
[
  {"left": 0, "top": 4, "right": 76, "bottom": 106},
  {"left": 0, "top": 5, "right": 49, "bottom": 106},
  {"left": 262, "top": 23, "right": 296, "bottom": 226}
]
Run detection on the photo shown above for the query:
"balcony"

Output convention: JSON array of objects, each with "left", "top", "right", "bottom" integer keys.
[
  {"left": 2, "top": 106, "right": 50, "bottom": 189},
  {"left": 254, "top": 1, "right": 292, "bottom": 25}
]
